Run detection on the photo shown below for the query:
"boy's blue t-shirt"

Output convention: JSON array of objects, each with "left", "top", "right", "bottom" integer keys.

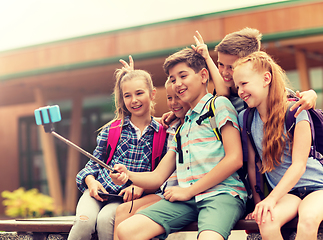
[{"left": 238, "top": 108, "right": 323, "bottom": 190}]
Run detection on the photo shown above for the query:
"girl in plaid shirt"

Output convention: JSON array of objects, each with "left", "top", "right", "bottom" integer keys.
[
  {"left": 113, "top": 76, "right": 190, "bottom": 240},
  {"left": 68, "top": 60, "right": 166, "bottom": 240}
]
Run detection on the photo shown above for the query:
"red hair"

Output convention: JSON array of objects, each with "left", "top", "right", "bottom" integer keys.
[{"left": 234, "top": 51, "right": 290, "bottom": 173}]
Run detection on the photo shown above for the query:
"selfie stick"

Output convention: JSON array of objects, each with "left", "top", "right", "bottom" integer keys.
[{"left": 34, "top": 105, "right": 118, "bottom": 173}]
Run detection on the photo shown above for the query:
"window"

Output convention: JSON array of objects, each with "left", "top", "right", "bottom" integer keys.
[{"left": 18, "top": 107, "right": 110, "bottom": 197}]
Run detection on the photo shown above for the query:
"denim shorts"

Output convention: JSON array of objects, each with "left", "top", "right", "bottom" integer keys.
[{"left": 289, "top": 186, "right": 323, "bottom": 199}]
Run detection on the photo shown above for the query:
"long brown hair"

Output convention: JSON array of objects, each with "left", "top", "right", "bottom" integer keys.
[
  {"left": 234, "top": 51, "right": 290, "bottom": 173},
  {"left": 100, "top": 68, "right": 156, "bottom": 131}
]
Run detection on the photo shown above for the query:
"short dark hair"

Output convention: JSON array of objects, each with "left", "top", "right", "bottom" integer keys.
[{"left": 163, "top": 48, "right": 208, "bottom": 75}]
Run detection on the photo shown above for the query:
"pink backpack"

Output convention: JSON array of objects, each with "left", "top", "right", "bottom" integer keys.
[{"left": 106, "top": 119, "right": 167, "bottom": 171}]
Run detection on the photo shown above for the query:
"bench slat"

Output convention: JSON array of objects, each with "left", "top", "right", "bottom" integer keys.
[{"left": 0, "top": 217, "right": 321, "bottom": 234}]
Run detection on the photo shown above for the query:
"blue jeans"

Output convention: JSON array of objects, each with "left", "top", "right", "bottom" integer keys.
[{"left": 68, "top": 189, "right": 123, "bottom": 240}]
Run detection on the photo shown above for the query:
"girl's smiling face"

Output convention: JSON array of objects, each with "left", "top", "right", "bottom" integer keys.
[
  {"left": 122, "top": 76, "right": 155, "bottom": 119},
  {"left": 233, "top": 61, "right": 271, "bottom": 109},
  {"left": 166, "top": 84, "right": 190, "bottom": 122}
]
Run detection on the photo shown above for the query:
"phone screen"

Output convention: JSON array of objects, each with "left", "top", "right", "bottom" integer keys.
[{"left": 98, "top": 191, "right": 123, "bottom": 200}]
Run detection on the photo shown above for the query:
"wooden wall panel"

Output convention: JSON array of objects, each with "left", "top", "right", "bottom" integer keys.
[
  {"left": 223, "top": 2, "right": 323, "bottom": 35},
  {"left": 0, "top": 103, "right": 37, "bottom": 214},
  {"left": 1, "top": 1, "right": 323, "bottom": 79},
  {"left": 0, "top": 35, "right": 117, "bottom": 75},
  {"left": 0, "top": 17, "right": 225, "bottom": 75}
]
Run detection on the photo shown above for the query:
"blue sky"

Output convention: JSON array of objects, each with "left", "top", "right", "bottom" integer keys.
[{"left": 0, "top": 0, "right": 285, "bottom": 51}]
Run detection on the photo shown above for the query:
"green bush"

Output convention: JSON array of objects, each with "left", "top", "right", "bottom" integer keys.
[{"left": 2, "top": 188, "right": 55, "bottom": 218}]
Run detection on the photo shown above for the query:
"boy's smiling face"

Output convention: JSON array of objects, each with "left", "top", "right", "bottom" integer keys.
[
  {"left": 169, "top": 62, "right": 208, "bottom": 109},
  {"left": 166, "top": 84, "right": 190, "bottom": 122},
  {"left": 217, "top": 52, "right": 239, "bottom": 90}
]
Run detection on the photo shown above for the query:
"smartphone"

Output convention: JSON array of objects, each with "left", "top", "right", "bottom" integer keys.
[{"left": 98, "top": 191, "right": 123, "bottom": 200}]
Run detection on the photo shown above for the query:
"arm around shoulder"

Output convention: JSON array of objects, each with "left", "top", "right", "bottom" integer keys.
[{"left": 290, "top": 89, "right": 317, "bottom": 117}]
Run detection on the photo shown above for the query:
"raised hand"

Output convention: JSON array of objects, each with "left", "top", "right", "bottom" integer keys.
[
  {"left": 119, "top": 55, "right": 134, "bottom": 72},
  {"left": 191, "top": 31, "right": 210, "bottom": 60}
]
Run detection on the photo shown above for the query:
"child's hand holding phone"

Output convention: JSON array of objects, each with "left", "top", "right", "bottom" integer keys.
[{"left": 97, "top": 190, "right": 123, "bottom": 201}]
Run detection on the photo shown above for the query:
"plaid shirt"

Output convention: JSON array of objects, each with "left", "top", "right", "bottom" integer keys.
[{"left": 76, "top": 116, "right": 166, "bottom": 193}]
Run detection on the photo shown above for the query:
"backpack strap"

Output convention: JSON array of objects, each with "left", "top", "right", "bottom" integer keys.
[
  {"left": 285, "top": 101, "right": 320, "bottom": 160},
  {"left": 151, "top": 123, "right": 167, "bottom": 170},
  {"left": 175, "top": 124, "right": 183, "bottom": 164},
  {"left": 285, "top": 102, "right": 297, "bottom": 134},
  {"left": 107, "top": 120, "right": 167, "bottom": 171},
  {"left": 106, "top": 119, "right": 122, "bottom": 165},
  {"left": 242, "top": 107, "right": 261, "bottom": 164},
  {"left": 308, "top": 109, "right": 323, "bottom": 162},
  {"left": 241, "top": 108, "right": 251, "bottom": 164},
  {"left": 176, "top": 96, "right": 222, "bottom": 163},
  {"left": 196, "top": 96, "right": 222, "bottom": 141},
  {"left": 242, "top": 108, "right": 266, "bottom": 200},
  {"left": 176, "top": 96, "right": 217, "bottom": 164}
]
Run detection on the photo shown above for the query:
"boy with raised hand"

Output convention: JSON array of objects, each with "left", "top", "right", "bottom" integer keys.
[
  {"left": 192, "top": 28, "right": 317, "bottom": 116},
  {"left": 110, "top": 48, "right": 247, "bottom": 240}
]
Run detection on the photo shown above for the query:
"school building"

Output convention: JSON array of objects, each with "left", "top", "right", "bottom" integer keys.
[{"left": 0, "top": 0, "right": 322, "bottom": 216}]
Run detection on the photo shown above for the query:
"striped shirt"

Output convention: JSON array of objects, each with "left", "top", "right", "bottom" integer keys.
[
  {"left": 76, "top": 116, "right": 166, "bottom": 193},
  {"left": 169, "top": 93, "right": 247, "bottom": 203}
]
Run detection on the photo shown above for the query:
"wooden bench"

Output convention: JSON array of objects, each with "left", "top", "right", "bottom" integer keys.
[
  {"left": 0, "top": 216, "right": 321, "bottom": 240},
  {"left": 183, "top": 218, "right": 323, "bottom": 240}
]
